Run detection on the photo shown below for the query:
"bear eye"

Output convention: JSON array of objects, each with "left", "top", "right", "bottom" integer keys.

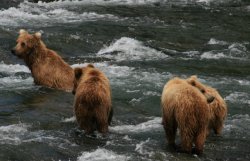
[
  {"left": 191, "top": 81, "right": 196, "bottom": 86},
  {"left": 200, "top": 89, "right": 205, "bottom": 93},
  {"left": 21, "top": 42, "right": 26, "bottom": 47}
]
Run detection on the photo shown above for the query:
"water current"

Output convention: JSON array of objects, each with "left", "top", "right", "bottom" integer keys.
[{"left": 0, "top": 0, "right": 250, "bottom": 160}]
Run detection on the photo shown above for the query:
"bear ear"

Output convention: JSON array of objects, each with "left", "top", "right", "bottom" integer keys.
[
  {"left": 190, "top": 80, "right": 196, "bottom": 86},
  {"left": 190, "top": 75, "right": 198, "bottom": 80},
  {"left": 186, "top": 75, "right": 197, "bottom": 86},
  {"left": 19, "top": 29, "right": 27, "bottom": 35},
  {"left": 74, "top": 67, "right": 82, "bottom": 80},
  {"left": 87, "top": 64, "right": 95, "bottom": 68},
  {"left": 187, "top": 78, "right": 196, "bottom": 86},
  {"left": 34, "top": 32, "right": 42, "bottom": 39}
]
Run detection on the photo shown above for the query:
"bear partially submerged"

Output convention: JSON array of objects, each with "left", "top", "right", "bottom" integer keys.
[
  {"left": 72, "top": 64, "right": 112, "bottom": 135},
  {"left": 161, "top": 77, "right": 215, "bottom": 155},
  {"left": 11, "top": 29, "right": 74, "bottom": 91}
]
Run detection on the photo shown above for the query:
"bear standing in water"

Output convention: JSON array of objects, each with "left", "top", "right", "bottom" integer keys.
[
  {"left": 11, "top": 29, "right": 74, "bottom": 91},
  {"left": 161, "top": 77, "right": 214, "bottom": 155},
  {"left": 186, "top": 75, "right": 227, "bottom": 136},
  {"left": 72, "top": 64, "right": 112, "bottom": 135}
]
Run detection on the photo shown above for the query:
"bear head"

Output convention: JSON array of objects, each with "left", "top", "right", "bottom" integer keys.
[
  {"left": 72, "top": 64, "right": 95, "bottom": 95},
  {"left": 187, "top": 75, "right": 215, "bottom": 103},
  {"left": 11, "top": 29, "right": 42, "bottom": 59}
]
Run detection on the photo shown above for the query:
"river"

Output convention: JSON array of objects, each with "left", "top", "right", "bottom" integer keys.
[{"left": 0, "top": 0, "right": 250, "bottom": 160}]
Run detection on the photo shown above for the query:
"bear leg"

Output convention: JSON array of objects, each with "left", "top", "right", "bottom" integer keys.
[
  {"left": 95, "top": 107, "right": 109, "bottom": 134},
  {"left": 79, "top": 116, "right": 95, "bottom": 135},
  {"left": 179, "top": 129, "right": 193, "bottom": 153},
  {"left": 108, "top": 108, "right": 113, "bottom": 125},
  {"left": 162, "top": 116, "right": 177, "bottom": 147},
  {"left": 194, "top": 128, "right": 207, "bottom": 155},
  {"left": 213, "top": 119, "right": 223, "bottom": 135}
]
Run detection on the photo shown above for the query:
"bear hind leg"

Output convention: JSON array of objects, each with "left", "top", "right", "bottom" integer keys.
[
  {"left": 79, "top": 117, "right": 95, "bottom": 135},
  {"left": 95, "top": 107, "right": 109, "bottom": 134},
  {"left": 194, "top": 128, "right": 207, "bottom": 155},
  {"left": 162, "top": 116, "right": 177, "bottom": 147},
  {"left": 179, "top": 128, "right": 193, "bottom": 154}
]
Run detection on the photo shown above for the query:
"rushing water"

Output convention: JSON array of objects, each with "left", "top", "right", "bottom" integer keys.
[{"left": 0, "top": 0, "right": 250, "bottom": 160}]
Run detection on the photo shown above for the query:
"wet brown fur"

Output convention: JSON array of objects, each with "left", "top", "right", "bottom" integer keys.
[
  {"left": 73, "top": 64, "right": 112, "bottom": 134},
  {"left": 187, "top": 75, "right": 227, "bottom": 135},
  {"left": 11, "top": 29, "right": 74, "bottom": 91},
  {"left": 161, "top": 77, "right": 210, "bottom": 155}
]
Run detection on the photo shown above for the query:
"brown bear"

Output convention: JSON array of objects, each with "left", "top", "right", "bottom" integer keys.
[
  {"left": 187, "top": 75, "right": 227, "bottom": 135},
  {"left": 161, "top": 77, "right": 215, "bottom": 155},
  {"left": 11, "top": 29, "right": 74, "bottom": 91},
  {"left": 72, "top": 64, "right": 112, "bottom": 135}
]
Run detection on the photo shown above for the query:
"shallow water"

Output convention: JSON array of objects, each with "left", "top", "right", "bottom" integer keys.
[{"left": 0, "top": 0, "right": 250, "bottom": 160}]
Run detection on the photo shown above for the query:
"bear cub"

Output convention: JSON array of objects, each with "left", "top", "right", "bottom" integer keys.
[
  {"left": 187, "top": 75, "right": 227, "bottom": 136},
  {"left": 72, "top": 64, "right": 112, "bottom": 135}
]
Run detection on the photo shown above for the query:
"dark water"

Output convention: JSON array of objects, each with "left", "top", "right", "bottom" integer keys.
[{"left": 0, "top": 0, "right": 250, "bottom": 160}]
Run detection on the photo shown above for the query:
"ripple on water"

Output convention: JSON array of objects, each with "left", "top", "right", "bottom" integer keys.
[
  {"left": 224, "top": 114, "right": 250, "bottom": 139},
  {"left": 110, "top": 117, "right": 162, "bottom": 134},
  {"left": 77, "top": 148, "right": 130, "bottom": 161}
]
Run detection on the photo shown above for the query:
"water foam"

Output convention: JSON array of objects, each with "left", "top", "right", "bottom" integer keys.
[
  {"left": 22, "top": 131, "right": 77, "bottom": 148},
  {"left": 135, "top": 139, "right": 153, "bottom": 156},
  {"left": 0, "top": 62, "right": 34, "bottom": 90},
  {"left": 77, "top": 148, "right": 129, "bottom": 161},
  {"left": 225, "top": 92, "right": 250, "bottom": 105},
  {"left": 110, "top": 117, "right": 162, "bottom": 134},
  {"left": 200, "top": 51, "right": 227, "bottom": 60},
  {"left": 197, "top": 0, "right": 239, "bottom": 5},
  {"left": 34, "top": 0, "right": 177, "bottom": 7},
  {"left": 0, "top": 1, "right": 120, "bottom": 27},
  {"left": 207, "top": 38, "right": 228, "bottom": 45},
  {"left": 0, "top": 76, "right": 34, "bottom": 90},
  {"left": 0, "top": 61, "right": 30, "bottom": 73},
  {"left": 0, "top": 123, "right": 30, "bottom": 145},
  {"left": 34, "top": 0, "right": 239, "bottom": 7},
  {"left": 61, "top": 116, "right": 76, "bottom": 123},
  {"left": 97, "top": 37, "right": 168, "bottom": 61},
  {"left": 72, "top": 62, "right": 135, "bottom": 80},
  {"left": 0, "top": 123, "right": 76, "bottom": 148}
]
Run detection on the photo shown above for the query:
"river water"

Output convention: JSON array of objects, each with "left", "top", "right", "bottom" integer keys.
[{"left": 0, "top": 0, "right": 250, "bottom": 160}]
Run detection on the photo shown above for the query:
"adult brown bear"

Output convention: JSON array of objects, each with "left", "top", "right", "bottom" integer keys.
[
  {"left": 161, "top": 77, "right": 214, "bottom": 155},
  {"left": 11, "top": 29, "right": 74, "bottom": 91}
]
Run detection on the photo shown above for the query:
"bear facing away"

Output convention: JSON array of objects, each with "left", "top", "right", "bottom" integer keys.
[
  {"left": 187, "top": 75, "right": 227, "bottom": 135},
  {"left": 72, "top": 64, "right": 112, "bottom": 135},
  {"left": 161, "top": 77, "right": 215, "bottom": 155},
  {"left": 11, "top": 29, "right": 74, "bottom": 91}
]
